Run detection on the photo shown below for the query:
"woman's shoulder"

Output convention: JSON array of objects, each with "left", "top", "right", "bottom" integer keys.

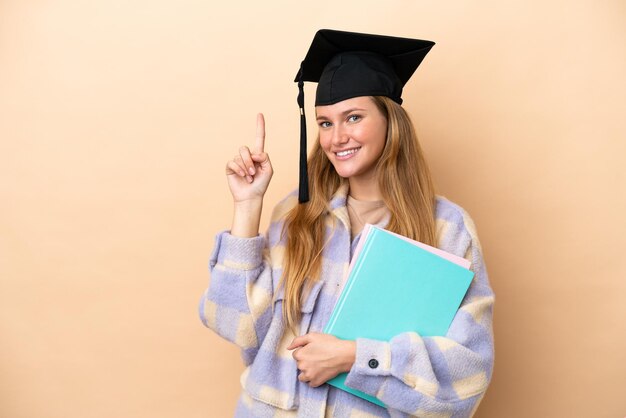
[
  {"left": 435, "top": 195, "right": 472, "bottom": 224},
  {"left": 269, "top": 189, "right": 300, "bottom": 224},
  {"left": 263, "top": 189, "right": 300, "bottom": 247},
  {"left": 434, "top": 195, "right": 482, "bottom": 252}
]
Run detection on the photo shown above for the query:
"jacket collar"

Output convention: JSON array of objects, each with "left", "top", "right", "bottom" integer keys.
[
  {"left": 328, "top": 181, "right": 349, "bottom": 210},
  {"left": 329, "top": 182, "right": 350, "bottom": 230}
]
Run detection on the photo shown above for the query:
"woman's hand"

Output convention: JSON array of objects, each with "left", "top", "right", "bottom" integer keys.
[
  {"left": 225, "top": 113, "right": 273, "bottom": 203},
  {"left": 287, "top": 333, "right": 356, "bottom": 388}
]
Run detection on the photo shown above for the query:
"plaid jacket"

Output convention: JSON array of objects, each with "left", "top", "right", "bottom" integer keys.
[{"left": 199, "top": 184, "right": 494, "bottom": 418}]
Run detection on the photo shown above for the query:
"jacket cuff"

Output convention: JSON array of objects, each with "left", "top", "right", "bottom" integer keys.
[
  {"left": 344, "top": 338, "right": 391, "bottom": 393},
  {"left": 210, "top": 231, "right": 265, "bottom": 270}
]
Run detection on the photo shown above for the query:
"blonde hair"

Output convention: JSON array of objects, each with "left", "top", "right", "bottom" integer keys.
[{"left": 280, "top": 96, "right": 436, "bottom": 331}]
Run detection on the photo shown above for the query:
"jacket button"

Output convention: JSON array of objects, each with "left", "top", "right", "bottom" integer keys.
[{"left": 368, "top": 359, "right": 379, "bottom": 369}]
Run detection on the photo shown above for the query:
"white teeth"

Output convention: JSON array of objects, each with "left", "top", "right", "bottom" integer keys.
[{"left": 336, "top": 148, "right": 360, "bottom": 157}]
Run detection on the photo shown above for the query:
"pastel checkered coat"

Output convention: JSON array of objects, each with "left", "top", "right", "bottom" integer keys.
[{"left": 199, "top": 184, "right": 494, "bottom": 417}]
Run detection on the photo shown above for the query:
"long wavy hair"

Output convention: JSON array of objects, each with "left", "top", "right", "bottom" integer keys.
[{"left": 279, "top": 96, "right": 437, "bottom": 331}]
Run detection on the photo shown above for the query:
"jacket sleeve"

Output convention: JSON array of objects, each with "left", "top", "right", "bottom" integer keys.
[
  {"left": 344, "top": 229, "right": 495, "bottom": 418},
  {"left": 198, "top": 230, "right": 275, "bottom": 365}
]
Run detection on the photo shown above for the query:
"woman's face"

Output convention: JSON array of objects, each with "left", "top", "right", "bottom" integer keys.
[{"left": 316, "top": 96, "right": 387, "bottom": 183}]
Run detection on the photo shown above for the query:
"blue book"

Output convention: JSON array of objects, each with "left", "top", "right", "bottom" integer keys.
[{"left": 323, "top": 225, "right": 474, "bottom": 407}]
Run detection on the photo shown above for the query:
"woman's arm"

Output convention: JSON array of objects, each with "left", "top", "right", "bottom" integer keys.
[
  {"left": 198, "top": 114, "right": 275, "bottom": 364},
  {"left": 344, "top": 232, "right": 494, "bottom": 417},
  {"left": 227, "top": 113, "right": 272, "bottom": 238},
  {"left": 198, "top": 231, "right": 274, "bottom": 365}
]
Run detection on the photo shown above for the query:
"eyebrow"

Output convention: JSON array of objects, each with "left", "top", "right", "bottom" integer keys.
[{"left": 316, "top": 107, "right": 367, "bottom": 121}]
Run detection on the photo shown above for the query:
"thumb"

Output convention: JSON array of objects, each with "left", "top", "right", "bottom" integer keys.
[
  {"left": 286, "top": 334, "right": 310, "bottom": 350},
  {"left": 251, "top": 153, "right": 272, "bottom": 172},
  {"left": 251, "top": 153, "right": 269, "bottom": 164}
]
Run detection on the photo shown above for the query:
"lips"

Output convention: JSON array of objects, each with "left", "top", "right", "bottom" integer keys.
[{"left": 335, "top": 147, "right": 361, "bottom": 159}]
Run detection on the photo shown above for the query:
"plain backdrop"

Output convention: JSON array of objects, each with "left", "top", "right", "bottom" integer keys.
[{"left": 1, "top": 1, "right": 625, "bottom": 417}]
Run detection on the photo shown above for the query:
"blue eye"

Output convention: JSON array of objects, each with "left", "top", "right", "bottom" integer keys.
[
  {"left": 319, "top": 121, "right": 332, "bottom": 128},
  {"left": 348, "top": 115, "right": 361, "bottom": 122}
]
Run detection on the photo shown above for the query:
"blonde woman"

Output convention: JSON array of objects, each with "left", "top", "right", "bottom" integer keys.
[{"left": 199, "top": 29, "right": 494, "bottom": 418}]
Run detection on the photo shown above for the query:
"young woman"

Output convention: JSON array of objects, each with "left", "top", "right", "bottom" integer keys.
[{"left": 199, "top": 30, "right": 495, "bottom": 418}]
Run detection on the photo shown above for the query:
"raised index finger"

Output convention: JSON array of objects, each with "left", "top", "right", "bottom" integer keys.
[{"left": 254, "top": 113, "right": 265, "bottom": 154}]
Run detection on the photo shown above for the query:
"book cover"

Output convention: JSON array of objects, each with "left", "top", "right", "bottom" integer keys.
[{"left": 323, "top": 225, "right": 474, "bottom": 407}]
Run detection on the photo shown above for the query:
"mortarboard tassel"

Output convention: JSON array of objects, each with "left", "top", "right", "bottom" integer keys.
[{"left": 297, "top": 63, "right": 309, "bottom": 203}]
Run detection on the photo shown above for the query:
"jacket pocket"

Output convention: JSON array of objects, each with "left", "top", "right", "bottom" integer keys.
[{"left": 241, "top": 279, "right": 324, "bottom": 410}]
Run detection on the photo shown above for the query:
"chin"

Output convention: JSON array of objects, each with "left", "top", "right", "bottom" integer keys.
[{"left": 333, "top": 167, "right": 363, "bottom": 179}]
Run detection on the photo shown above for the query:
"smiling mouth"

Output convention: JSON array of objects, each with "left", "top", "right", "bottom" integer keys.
[{"left": 335, "top": 147, "right": 361, "bottom": 157}]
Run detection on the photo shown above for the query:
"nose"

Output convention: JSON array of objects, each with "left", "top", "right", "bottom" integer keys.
[{"left": 331, "top": 124, "right": 349, "bottom": 146}]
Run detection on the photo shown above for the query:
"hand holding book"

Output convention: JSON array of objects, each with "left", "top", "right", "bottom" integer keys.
[{"left": 287, "top": 332, "right": 356, "bottom": 388}]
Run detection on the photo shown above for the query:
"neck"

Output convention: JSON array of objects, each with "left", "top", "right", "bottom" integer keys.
[{"left": 348, "top": 177, "right": 382, "bottom": 201}]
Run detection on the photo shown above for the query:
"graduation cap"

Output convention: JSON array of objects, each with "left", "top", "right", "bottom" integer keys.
[{"left": 294, "top": 29, "right": 435, "bottom": 203}]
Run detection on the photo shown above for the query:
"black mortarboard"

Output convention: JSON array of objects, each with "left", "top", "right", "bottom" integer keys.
[{"left": 294, "top": 29, "right": 435, "bottom": 203}]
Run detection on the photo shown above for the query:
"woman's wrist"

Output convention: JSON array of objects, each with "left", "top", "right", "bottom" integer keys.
[
  {"left": 341, "top": 340, "right": 357, "bottom": 372},
  {"left": 231, "top": 198, "right": 263, "bottom": 238}
]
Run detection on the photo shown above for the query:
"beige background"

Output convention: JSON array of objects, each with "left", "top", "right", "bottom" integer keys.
[{"left": 1, "top": 0, "right": 625, "bottom": 417}]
